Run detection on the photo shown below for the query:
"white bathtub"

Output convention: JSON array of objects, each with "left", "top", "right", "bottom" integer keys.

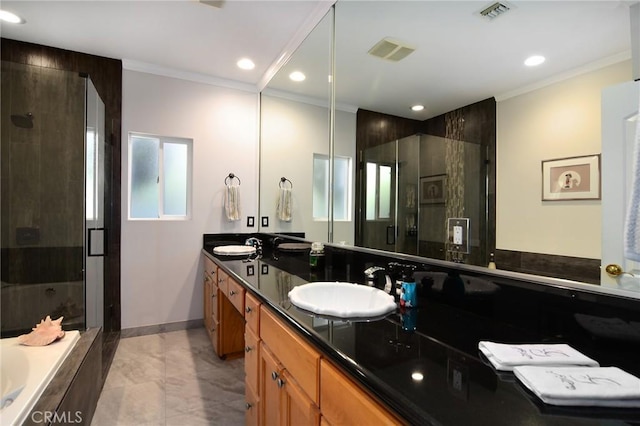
[{"left": 0, "top": 330, "right": 80, "bottom": 426}]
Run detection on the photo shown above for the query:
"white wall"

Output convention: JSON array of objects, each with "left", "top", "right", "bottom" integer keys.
[
  {"left": 121, "top": 70, "right": 259, "bottom": 329},
  {"left": 260, "top": 95, "right": 356, "bottom": 244},
  {"left": 497, "top": 60, "right": 631, "bottom": 258}
]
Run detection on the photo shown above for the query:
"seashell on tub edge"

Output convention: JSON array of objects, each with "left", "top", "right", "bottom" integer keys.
[{"left": 17, "top": 316, "right": 65, "bottom": 346}]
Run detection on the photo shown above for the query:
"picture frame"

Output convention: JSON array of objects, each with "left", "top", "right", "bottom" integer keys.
[
  {"left": 541, "top": 154, "right": 601, "bottom": 201},
  {"left": 420, "top": 174, "right": 447, "bottom": 204}
]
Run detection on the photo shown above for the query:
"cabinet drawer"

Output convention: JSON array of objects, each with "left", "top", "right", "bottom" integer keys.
[
  {"left": 245, "top": 326, "right": 260, "bottom": 394},
  {"left": 217, "top": 268, "right": 228, "bottom": 294},
  {"left": 260, "top": 307, "right": 320, "bottom": 404},
  {"left": 245, "top": 292, "right": 261, "bottom": 334},
  {"left": 204, "top": 255, "right": 217, "bottom": 277},
  {"left": 227, "top": 278, "right": 245, "bottom": 314},
  {"left": 320, "top": 360, "right": 403, "bottom": 426}
]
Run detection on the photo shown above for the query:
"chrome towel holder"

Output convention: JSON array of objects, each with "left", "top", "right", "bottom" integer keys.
[
  {"left": 225, "top": 173, "right": 241, "bottom": 186},
  {"left": 279, "top": 177, "right": 293, "bottom": 189}
]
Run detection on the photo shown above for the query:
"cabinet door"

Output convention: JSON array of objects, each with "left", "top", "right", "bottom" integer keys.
[
  {"left": 203, "top": 272, "right": 212, "bottom": 330},
  {"left": 260, "top": 343, "right": 282, "bottom": 426},
  {"left": 245, "top": 326, "right": 260, "bottom": 394},
  {"left": 320, "top": 360, "right": 402, "bottom": 426},
  {"left": 245, "top": 379, "right": 260, "bottom": 426},
  {"left": 281, "top": 370, "right": 320, "bottom": 426},
  {"left": 245, "top": 292, "right": 261, "bottom": 334}
]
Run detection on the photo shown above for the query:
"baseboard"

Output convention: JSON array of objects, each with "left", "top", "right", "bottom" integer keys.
[{"left": 120, "top": 319, "right": 203, "bottom": 339}]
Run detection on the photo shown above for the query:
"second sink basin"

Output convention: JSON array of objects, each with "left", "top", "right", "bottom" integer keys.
[
  {"left": 213, "top": 245, "right": 256, "bottom": 256},
  {"left": 288, "top": 282, "right": 396, "bottom": 319}
]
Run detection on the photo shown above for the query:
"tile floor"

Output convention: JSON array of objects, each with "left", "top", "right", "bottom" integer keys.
[{"left": 91, "top": 327, "right": 245, "bottom": 426}]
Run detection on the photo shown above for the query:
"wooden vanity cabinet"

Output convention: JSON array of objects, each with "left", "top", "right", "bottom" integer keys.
[
  {"left": 244, "top": 292, "right": 262, "bottom": 426},
  {"left": 202, "top": 255, "right": 244, "bottom": 359},
  {"left": 320, "top": 360, "right": 403, "bottom": 426},
  {"left": 259, "top": 307, "right": 320, "bottom": 426}
]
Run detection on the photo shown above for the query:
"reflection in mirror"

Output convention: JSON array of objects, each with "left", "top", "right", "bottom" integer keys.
[
  {"left": 260, "top": 8, "right": 357, "bottom": 244},
  {"left": 260, "top": 1, "right": 639, "bottom": 295}
]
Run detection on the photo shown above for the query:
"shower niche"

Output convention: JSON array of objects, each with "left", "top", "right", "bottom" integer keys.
[{"left": 1, "top": 61, "right": 106, "bottom": 336}]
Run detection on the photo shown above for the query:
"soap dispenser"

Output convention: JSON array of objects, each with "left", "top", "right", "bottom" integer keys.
[{"left": 400, "top": 267, "right": 417, "bottom": 308}]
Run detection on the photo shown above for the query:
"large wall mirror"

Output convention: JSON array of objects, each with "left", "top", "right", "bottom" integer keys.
[{"left": 260, "top": 1, "right": 640, "bottom": 296}]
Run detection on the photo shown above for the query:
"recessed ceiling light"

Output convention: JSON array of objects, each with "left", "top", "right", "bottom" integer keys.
[
  {"left": 289, "top": 71, "right": 306, "bottom": 82},
  {"left": 411, "top": 105, "right": 425, "bottom": 112},
  {"left": 237, "top": 58, "right": 255, "bottom": 70},
  {"left": 524, "top": 55, "right": 545, "bottom": 67},
  {"left": 411, "top": 372, "right": 424, "bottom": 381},
  {"left": 0, "top": 10, "right": 25, "bottom": 24}
]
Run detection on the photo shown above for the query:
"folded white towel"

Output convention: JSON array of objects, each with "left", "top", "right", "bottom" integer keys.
[
  {"left": 478, "top": 341, "right": 599, "bottom": 371},
  {"left": 624, "top": 97, "right": 640, "bottom": 261},
  {"left": 224, "top": 184, "right": 241, "bottom": 221},
  {"left": 514, "top": 366, "right": 640, "bottom": 407},
  {"left": 276, "top": 187, "right": 292, "bottom": 222}
]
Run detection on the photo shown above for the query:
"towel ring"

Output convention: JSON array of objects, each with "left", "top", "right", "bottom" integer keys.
[
  {"left": 225, "top": 173, "right": 241, "bottom": 186},
  {"left": 279, "top": 177, "right": 293, "bottom": 189}
]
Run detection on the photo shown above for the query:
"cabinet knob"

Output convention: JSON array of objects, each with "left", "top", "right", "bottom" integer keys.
[
  {"left": 204, "top": 275, "right": 209, "bottom": 282},
  {"left": 212, "top": 293, "right": 216, "bottom": 298},
  {"left": 245, "top": 307, "right": 252, "bottom": 313},
  {"left": 245, "top": 402, "right": 253, "bottom": 410},
  {"left": 271, "top": 371, "right": 279, "bottom": 381},
  {"left": 276, "top": 378, "right": 285, "bottom": 388},
  {"left": 218, "top": 278, "right": 224, "bottom": 283},
  {"left": 245, "top": 346, "right": 252, "bottom": 353},
  {"left": 229, "top": 290, "right": 236, "bottom": 296}
]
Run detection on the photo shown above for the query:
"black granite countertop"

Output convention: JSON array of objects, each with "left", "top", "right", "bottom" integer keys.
[{"left": 203, "top": 234, "right": 640, "bottom": 426}]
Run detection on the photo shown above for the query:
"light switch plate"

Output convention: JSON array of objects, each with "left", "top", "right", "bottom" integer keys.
[{"left": 447, "top": 218, "right": 470, "bottom": 254}]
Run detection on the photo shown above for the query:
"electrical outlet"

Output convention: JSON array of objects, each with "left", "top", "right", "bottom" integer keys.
[
  {"left": 453, "top": 225, "right": 463, "bottom": 245},
  {"left": 247, "top": 216, "right": 255, "bottom": 227}
]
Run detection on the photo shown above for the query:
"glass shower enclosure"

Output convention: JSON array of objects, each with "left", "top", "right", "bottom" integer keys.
[
  {"left": 1, "top": 61, "right": 106, "bottom": 336},
  {"left": 360, "top": 133, "right": 488, "bottom": 264}
]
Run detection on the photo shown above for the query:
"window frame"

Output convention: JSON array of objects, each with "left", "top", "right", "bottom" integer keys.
[{"left": 127, "top": 132, "right": 193, "bottom": 221}]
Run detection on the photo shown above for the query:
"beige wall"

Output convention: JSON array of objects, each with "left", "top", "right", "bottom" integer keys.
[
  {"left": 260, "top": 94, "right": 356, "bottom": 244},
  {"left": 497, "top": 60, "right": 631, "bottom": 258},
  {"left": 121, "top": 70, "right": 259, "bottom": 329}
]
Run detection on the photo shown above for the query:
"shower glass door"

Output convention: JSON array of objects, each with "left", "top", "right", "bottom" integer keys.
[
  {"left": 361, "top": 135, "right": 420, "bottom": 254},
  {"left": 85, "top": 78, "right": 105, "bottom": 328}
]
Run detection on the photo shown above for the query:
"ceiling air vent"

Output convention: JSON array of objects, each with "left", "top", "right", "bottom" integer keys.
[
  {"left": 479, "top": 2, "right": 511, "bottom": 20},
  {"left": 368, "top": 38, "right": 415, "bottom": 62}
]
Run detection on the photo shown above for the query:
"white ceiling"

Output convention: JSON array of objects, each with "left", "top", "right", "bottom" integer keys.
[
  {"left": 0, "top": 1, "right": 636, "bottom": 119},
  {"left": 0, "top": 0, "right": 332, "bottom": 89}
]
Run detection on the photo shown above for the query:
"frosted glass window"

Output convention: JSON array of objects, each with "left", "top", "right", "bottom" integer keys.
[
  {"left": 313, "top": 154, "right": 352, "bottom": 221},
  {"left": 333, "top": 156, "right": 351, "bottom": 221},
  {"left": 129, "top": 133, "right": 191, "bottom": 220},
  {"left": 163, "top": 142, "right": 188, "bottom": 216},
  {"left": 379, "top": 165, "right": 392, "bottom": 219},
  {"left": 313, "top": 154, "right": 329, "bottom": 219},
  {"left": 130, "top": 136, "right": 160, "bottom": 218},
  {"left": 366, "top": 163, "right": 377, "bottom": 220}
]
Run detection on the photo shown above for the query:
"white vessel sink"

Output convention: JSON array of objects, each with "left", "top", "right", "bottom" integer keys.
[
  {"left": 213, "top": 245, "right": 256, "bottom": 256},
  {"left": 288, "top": 282, "right": 396, "bottom": 319}
]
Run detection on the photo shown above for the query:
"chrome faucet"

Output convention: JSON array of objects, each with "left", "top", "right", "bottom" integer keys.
[
  {"left": 245, "top": 237, "right": 263, "bottom": 253},
  {"left": 364, "top": 266, "right": 393, "bottom": 293}
]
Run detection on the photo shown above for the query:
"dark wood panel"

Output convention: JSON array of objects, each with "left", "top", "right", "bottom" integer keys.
[
  {"left": 1, "top": 38, "right": 122, "bottom": 333},
  {"left": 495, "top": 249, "right": 600, "bottom": 284}
]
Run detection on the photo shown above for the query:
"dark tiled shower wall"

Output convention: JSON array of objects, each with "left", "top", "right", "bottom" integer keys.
[
  {"left": 1, "top": 247, "right": 83, "bottom": 283},
  {"left": 1, "top": 38, "right": 123, "bottom": 334}
]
